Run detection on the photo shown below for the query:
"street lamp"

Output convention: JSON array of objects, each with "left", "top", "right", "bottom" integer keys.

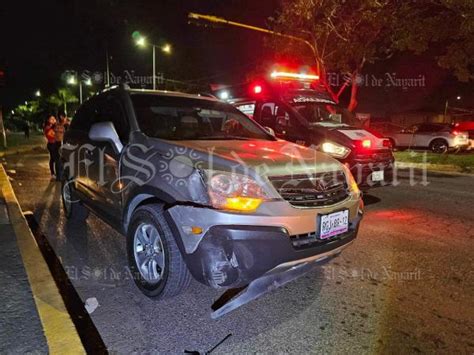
[
  {"left": 35, "top": 90, "right": 41, "bottom": 97},
  {"left": 133, "top": 31, "right": 172, "bottom": 90},
  {"left": 67, "top": 73, "right": 92, "bottom": 104},
  {"left": 444, "top": 95, "right": 462, "bottom": 119}
]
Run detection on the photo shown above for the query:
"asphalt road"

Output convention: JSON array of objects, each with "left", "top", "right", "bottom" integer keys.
[{"left": 3, "top": 152, "right": 474, "bottom": 353}]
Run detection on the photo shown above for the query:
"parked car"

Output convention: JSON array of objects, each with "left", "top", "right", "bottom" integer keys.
[
  {"left": 60, "top": 85, "right": 363, "bottom": 318},
  {"left": 453, "top": 121, "right": 474, "bottom": 150},
  {"left": 386, "top": 123, "right": 470, "bottom": 153}
]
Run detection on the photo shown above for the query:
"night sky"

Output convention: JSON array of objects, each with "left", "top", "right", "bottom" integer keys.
[{"left": 1, "top": 0, "right": 472, "bottom": 116}]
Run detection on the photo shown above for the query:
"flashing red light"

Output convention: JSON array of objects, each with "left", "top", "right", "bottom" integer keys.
[
  {"left": 361, "top": 139, "right": 371, "bottom": 149},
  {"left": 270, "top": 71, "right": 320, "bottom": 81},
  {"left": 253, "top": 85, "right": 262, "bottom": 94}
]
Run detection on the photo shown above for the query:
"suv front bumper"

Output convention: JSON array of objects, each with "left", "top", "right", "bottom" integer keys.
[{"left": 166, "top": 196, "right": 362, "bottom": 289}]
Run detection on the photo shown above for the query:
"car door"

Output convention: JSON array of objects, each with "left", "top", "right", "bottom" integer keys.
[
  {"left": 395, "top": 124, "right": 418, "bottom": 147},
  {"left": 90, "top": 94, "right": 130, "bottom": 221},
  {"left": 413, "top": 123, "right": 442, "bottom": 148},
  {"left": 66, "top": 98, "right": 102, "bottom": 202}
]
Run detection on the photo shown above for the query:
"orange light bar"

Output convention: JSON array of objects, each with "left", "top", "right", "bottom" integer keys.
[{"left": 270, "top": 71, "right": 320, "bottom": 81}]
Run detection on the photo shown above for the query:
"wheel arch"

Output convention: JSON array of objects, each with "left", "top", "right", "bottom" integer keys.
[
  {"left": 428, "top": 137, "right": 449, "bottom": 148},
  {"left": 123, "top": 187, "right": 176, "bottom": 232}
]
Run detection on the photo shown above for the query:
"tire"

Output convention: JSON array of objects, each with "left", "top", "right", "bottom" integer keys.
[
  {"left": 61, "top": 178, "right": 89, "bottom": 221},
  {"left": 429, "top": 139, "right": 449, "bottom": 154},
  {"left": 388, "top": 138, "right": 397, "bottom": 151},
  {"left": 127, "top": 204, "right": 191, "bottom": 299}
]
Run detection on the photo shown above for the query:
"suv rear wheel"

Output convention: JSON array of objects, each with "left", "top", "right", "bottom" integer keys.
[
  {"left": 127, "top": 204, "right": 191, "bottom": 298},
  {"left": 430, "top": 139, "right": 449, "bottom": 154},
  {"left": 61, "top": 178, "right": 89, "bottom": 221}
]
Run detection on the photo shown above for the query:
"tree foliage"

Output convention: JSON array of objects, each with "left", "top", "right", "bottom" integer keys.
[
  {"left": 46, "top": 88, "right": 78, "bottom": 116},
  {"left": 269, "top": 0, "right": 474, "bottom": 110}
]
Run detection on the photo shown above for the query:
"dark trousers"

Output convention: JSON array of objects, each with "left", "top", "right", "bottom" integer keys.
[{"left": 47, "top": 142, "right": 62, "bottom": 179}]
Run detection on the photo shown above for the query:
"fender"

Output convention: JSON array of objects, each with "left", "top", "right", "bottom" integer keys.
[{"left": 122, "top": 185, "right": 176, "bottom": 232}]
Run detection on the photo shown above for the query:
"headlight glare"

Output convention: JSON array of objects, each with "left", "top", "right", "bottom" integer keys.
[{"left": 321, "top": 141, "right": 350, "bottom": 158}]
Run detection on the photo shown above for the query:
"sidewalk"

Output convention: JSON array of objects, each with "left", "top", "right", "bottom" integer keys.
[
  {"left": 0, "top": 164, "right": 84, "bottom": 353},
  {"left": 0, "top": 192, "right": 47, "bottom": 352}
]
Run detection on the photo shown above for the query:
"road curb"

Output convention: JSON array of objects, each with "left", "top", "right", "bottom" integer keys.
[
  {"left": 0, "top": 164, "right": 85, "bottom": 353},
  {"left": 0, "top": 144, "right": 46, "bottom": 158}
]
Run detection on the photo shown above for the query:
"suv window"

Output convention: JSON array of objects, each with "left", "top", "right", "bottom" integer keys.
[
  {"left": 257, "top": 102, "right": 292, "bottom": 130},
  {"left": 97, "top": 96, "right": 130, "bottom": 143},
  {"left": 71, "top": 95, "right": 130, "bottom": 143},
  {"left": 70, "top": 100, "right": 94, "bottom": 132},
  {"left": 131, "top": 94, "right": 272, "bottom": 141},
  {"left": 418, "top": 123, "right": 447, "bottom": 133}
]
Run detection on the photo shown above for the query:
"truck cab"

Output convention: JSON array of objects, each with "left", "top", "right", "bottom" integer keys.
[{"left": 227, "top": 70, "right": 394, "bottom": 190}]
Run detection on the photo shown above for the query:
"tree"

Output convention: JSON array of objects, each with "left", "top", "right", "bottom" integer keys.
[
  {"left": 392, "top": 0, "right": 474, "bottom": 82},
  {"left": 46, "top": 88, "right": 78, "bottom": 116},
  {"left": 269, "top": 0, "right": 474, "bottom": 111}
]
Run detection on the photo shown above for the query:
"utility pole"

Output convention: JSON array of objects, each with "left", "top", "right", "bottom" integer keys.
[
  {"left": 105, "top": 45, "right": 111, "bottom": 88},
  {"left": 0, "top": 107, "right": 6, "bottom": 149},
  {"left": 188, "top": 12, "right": 320, "bottom": 74},
  {"left": 0, "top": 69, "right": 6, "bottom": 148}
]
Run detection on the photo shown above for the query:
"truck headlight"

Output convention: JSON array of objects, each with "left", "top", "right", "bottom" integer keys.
[
  {"left": 321, "top": 141, "right": 351, "bottom": 159},
  {"left": 204, "top": 171, "right": 268, "bottom": 212}
]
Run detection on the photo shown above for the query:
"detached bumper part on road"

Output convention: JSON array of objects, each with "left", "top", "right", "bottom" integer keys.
[{"left": 166, "top": 201, "right": 362, "bottom": 317}]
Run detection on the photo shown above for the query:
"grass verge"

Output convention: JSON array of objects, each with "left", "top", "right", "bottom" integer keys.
[
  {"left": 395, "top": 150, "right": 474, "bottom": 173},
  {"left": 0, "top": 132, "right": 46, "bottom": 155}
]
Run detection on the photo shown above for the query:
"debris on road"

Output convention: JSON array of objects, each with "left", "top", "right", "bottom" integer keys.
[{"left": 85, "top": 297, "right": 99, "bottom": 314}]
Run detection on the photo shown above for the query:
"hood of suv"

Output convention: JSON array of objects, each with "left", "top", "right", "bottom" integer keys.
[{"left": 170, "top": 139, "right": 342, "bottom": 176}]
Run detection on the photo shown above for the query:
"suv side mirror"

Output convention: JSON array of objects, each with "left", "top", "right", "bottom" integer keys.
[
  {"left": 264, "top": 126, "right": 275, "bottom": 137},
  {"left": 89, "top": 121, "right": 123, "bottom": 153}
]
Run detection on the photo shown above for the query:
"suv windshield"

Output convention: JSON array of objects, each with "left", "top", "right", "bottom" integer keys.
[
  {"left": 291, "top": 102, "right": 358, "bottom": 128},
  {"left": 131, "top": 94, "right": 273, "bottom": 141}
]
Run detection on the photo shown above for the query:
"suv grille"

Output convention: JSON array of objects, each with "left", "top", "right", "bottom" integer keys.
[{"left": 269, "top": 171, "right": 349, "bottom": 208}]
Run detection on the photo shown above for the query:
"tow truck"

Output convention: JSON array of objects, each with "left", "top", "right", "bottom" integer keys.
[{"left": 218, "top": 68, "right": 394, "bottom": 191}]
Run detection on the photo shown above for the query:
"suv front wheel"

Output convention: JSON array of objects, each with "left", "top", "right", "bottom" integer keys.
[{"left": 127, "top": 204, "right": 191, "bottom": 298}]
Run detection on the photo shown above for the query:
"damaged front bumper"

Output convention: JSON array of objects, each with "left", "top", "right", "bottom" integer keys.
[
  {"left": 166, "top": 198, "right": 362, "bottom": 288},
  {"left": 165, "top": 198, "right": 362, "bottom": 318},
  {"left": 210, "top": 240, "right": 352, "bottom": 318}
]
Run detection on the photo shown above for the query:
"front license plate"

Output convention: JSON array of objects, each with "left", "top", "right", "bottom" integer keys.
[
  {"left": 319, "top": 210, "right": 349, "bottom": 240},
  {"left": 372, "top": 170, "right": 384, "bottom": 182}
]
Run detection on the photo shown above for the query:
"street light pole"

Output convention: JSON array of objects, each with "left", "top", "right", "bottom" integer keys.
[
  {"left": 79, "top": 81, "right": 83, "bottom": 104},
  {"left": 188, "top": 12, "right": 320, "bottom": 74},
  {"left": 152, "top": 44, "right": 156, "bottom": 90},
  {"left": 133, "top": 32, "right": 172, "bottom": 91},
  {"left": 105, "top": 45, "right": 111, "bottom": 88}
]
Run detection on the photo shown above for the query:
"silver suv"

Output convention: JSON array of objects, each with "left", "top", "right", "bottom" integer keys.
[
  {"left": 387, "top": 123, "right": 469, "bottom": 153},
  {"left": 61, "top": 86, "right": 363, "bottom": 317}
]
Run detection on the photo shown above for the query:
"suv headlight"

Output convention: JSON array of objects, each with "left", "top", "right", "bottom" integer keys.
[
  {"left": 321, "top": 141, "right": 350, "bottom": 159},
  {"left": 341, "top": 164, "right": 360, "bottom": 196},
  {"left": 204, "top": 170, "right": 268, "bottom": 212}
]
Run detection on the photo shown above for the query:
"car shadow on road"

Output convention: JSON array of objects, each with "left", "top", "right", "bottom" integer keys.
[{"left": 363, "top": 194, "right": 381, "bottom": 206}]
